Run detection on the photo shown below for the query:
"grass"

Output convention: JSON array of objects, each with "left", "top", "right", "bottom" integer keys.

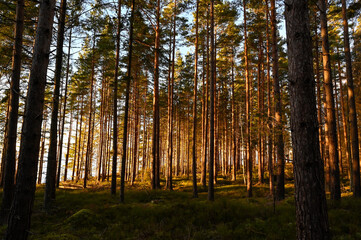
[{"left": 1, "top": 175, "right": 361, "bottom": 240}]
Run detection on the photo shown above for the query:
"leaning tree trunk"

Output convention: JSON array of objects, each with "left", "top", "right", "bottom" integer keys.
[
  {"left": 0, "top": 0, "right": 24, "bottom": 224},
  {"left": 5, "top": 0, "right": 56, "bottom": 238},
  {"left": 341, "top": 0, "right": 361, "bottom": 197},
  {"left": 285, "top": 0, "right": 330, "bottom": 238}
]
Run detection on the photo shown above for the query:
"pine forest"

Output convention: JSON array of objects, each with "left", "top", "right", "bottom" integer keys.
[{"left": 1, "top": 0, "right": 361, "bottom": 239}]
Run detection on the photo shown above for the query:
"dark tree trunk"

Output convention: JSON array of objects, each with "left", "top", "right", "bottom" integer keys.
[
  {"left": 244, "top": 0, "right": 252, "bottom": 198},
  {"left": 285, "top": 0, "right": 330, "bottom": 238},
  {"left": 57, "top": 27, "right": 72, "bottom": 188},
  {"left": 271, "top": 0, "right": 285, "bottom": 201},
  {"left": 0, "top": 0, "right": 24, "bottom": 224},
  {"left": 120, "top": 0, "right": 135, "bottom": 202},
  {"left": 5, "top": 0, "right": 56, "bottom": 237},
  {"left": 208, "top": 0, "right": 215, "bottom": 201},
  {"left": 152, "top": 0, "right": 161, "bottom": 190},
  {"left": 44, "top": 0, "right": 67, "bottom": 210},
  {"left": 192, "top": 0, "right": 199, "bottom": 198},
  {"left": 111, "top": 0, "right": 121, "bottom": 196}
]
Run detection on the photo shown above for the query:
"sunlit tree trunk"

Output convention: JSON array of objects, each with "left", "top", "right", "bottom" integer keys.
[
  {"left": 341, "top": 0, "right": 361, "bottom": 197},
  {"left": 244, "top": 0, "right": 252, "bottom": 198},
  {"left": 319, "top": 0, "right": 341, "bottom": 200}
]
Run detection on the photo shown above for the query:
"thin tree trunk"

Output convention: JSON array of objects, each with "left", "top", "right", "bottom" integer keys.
[
  {"left": 120, "top": 0, "right": 135, "bottom": 202},
  {"left": 111, "top": 0, "right": 121, "bottom": 195},
  {"left": 166, "top": 0, "right": 176, "bottom": 190},
  {"left": 244, "top": 0, "right": 252, "bottom": 198},
  {"left": 192, "top": 0, "right": 199, "bottom": 198},
  {"left": 57, "top": 27, "right": 72, "bottom": 187},
  {"left": 271, "top": 0, "right": 285, "bottom": 201},
  {"left": 265, "top": 0, "right": 273, "bottom": 196},
  {"left": 319, "top": 0, "right": 341, "bottom": 200},
  {"left": 84, "top": 34, "right": 96, "bottom": 189},
  {"left": 208, "top": 0, "right": 215, "bottom": 201},
  {"left": 64, "top": 111, "right": 73, "bottom": 182},
  {"left": 152, "top": 0, "right": 161, "bottom": 190},
  {"left": 338, "top": 58, "right": 352, "bottom": 185},
  {"left": 0, "top": 0, "right": 24, "bottom": 223},
  {"left": 341, "top": 0, "right": 361, "bottom": 197}
]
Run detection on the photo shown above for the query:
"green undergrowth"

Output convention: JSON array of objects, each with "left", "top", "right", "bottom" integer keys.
[{"left": 0, "top": 177, "right": 361, "bottom": 239}]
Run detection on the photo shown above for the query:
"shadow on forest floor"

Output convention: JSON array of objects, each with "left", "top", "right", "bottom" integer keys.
[{"left": 0, "top": 175, "right": 360, "bottom": 240}]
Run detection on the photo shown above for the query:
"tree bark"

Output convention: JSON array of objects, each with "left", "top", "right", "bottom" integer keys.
[
  {"left": 57, "top": 27, "right": 72, "bottom": 187},
  {"left": 271, "top": 0, "right": 285, "bottom": 201},
  {"left": 5, "top": 0, "right": 56, "bottom": 237},
  {"left": 120, "top": 0, "right": 135, "bottom": 202},
  {"left": 0, "top": 0, "right": 24, "bottom": 224},
  {"left": 192, "top": 0, "right": 199, "bottom": 198},
  {"left": 285, "top": 0, "right": 330, "bottom": 238},
  {"left": 111, "top": 0, "right": 121, "bottom": 195},
  {"left": 152, "top": 0, "right": 161, "bottom": 190},
  {"left": 319, "top": 0, "right": 341, "bottom": 200},
  {"left": 244, "top": 0, "right": 252, "bottom": 198},
  {"left": 208, "top": 0, "right": 215, "bottom": 201},
  {"left": 44, "top": 0, "right": 67, "bottom": 209},
  {"left": 341, "top": 0, "right": 361, "bottom": 197}
]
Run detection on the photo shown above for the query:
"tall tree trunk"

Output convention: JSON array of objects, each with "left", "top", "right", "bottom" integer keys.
[
  {"left": 152, "top": 0, "right": 161, "bottom": 190},
  {"left": 271, "top": 0, "right": 285, "bottom": 201},
  {"left": 244, "top": 0, "right": 252, "bottom": 198},
  {"left": 44, "top": 0, "right": 67, "bottom": 208},
  {"left": 313, "top": 11, "right": 325, "bottom": 163},
  {"left": 5, "top": 0, "right": 56, "bottom": 237},
  {"left": 111, "top": 0, "right": 121, "bottom": 195},
  {"left": 341, "top": 0, "right": 361, "bottom": 197},
  {"left": 285, "top": 0, "right": 330, "bottom": 238},
  {"left": 192, "top": 0, "right": 199, "bottom": 198},
  {"left": 64, "top": 111, "right": 73, "bottom": 182},
  {"left": 231, "top": 48, "right": 237, "bottom": 182},
  {"left": 120, "top": 0, "right": 135, "bottom": 202},
  {"left": 319, "top": 0, "right": 341, "bottom": 200},
  {"left": 338, "top": 58, "right": 352, "bottom": 186},
  {"left": 0, "top": 0, "right": 24, "bottom": 224},
  {"left": 208, "top": 0, "right": 215, "bottom": 201},
  {"left": 265, "top": 0, "right": 274, "bottom": 196},
  {"left": 84, "top": 34, "right": 96, "bottom": 189},
  {"left": 57, "top": 28, "right": 72, "bottom": 187},
  {"left": 166, "top": 0, "right": 176, "bottom": 190},
  {"left": 201, "top": 9, "right": 210, "bottom": 187},
  {"left": 131, "top": 76, "right": 139, "bottom": 185}
]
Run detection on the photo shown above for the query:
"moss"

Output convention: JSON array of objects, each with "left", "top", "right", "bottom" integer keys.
[
  {"left": 65, "top": 209, "right": 106, "bottom": 230},
  {"left": 32, "top": 233, "right": 79, "bottom": 240}
]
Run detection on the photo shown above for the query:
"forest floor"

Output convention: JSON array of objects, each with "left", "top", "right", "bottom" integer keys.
[{"left": 0, "top": 174, "right": 361, "bottom": 240}]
